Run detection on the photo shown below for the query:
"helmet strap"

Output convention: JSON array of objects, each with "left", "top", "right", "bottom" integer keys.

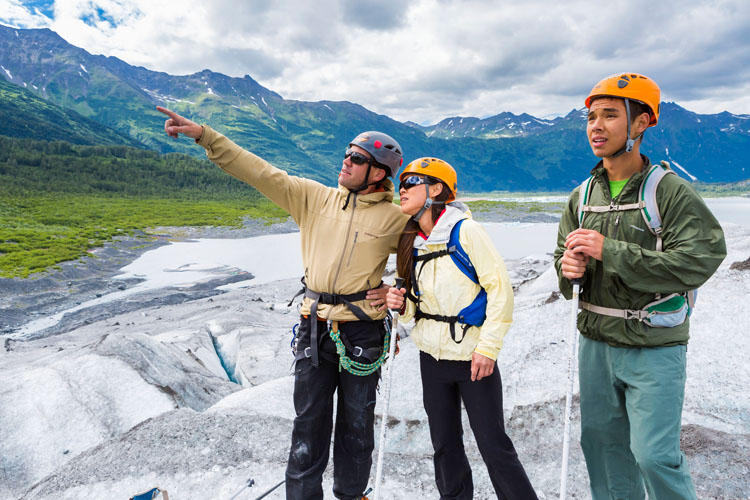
[
  {"left": 608, "top": 98, "right": 641, "bottom": 159},
  {"left": 343, "top": 162, "right": 373, "bottom": 211},
  {"left": 411, "top": 184, "right": 433, "bottom": 222},
  {"left": 352, "top": 162, "right": 374, "bottom": 193}
]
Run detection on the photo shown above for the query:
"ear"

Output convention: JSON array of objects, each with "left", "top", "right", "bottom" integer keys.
[
  {"left": 370, "top": 167, "right": 387, "bottom": 184},
  {"left": 634, "top": 112, "right": 650, "bottom": 135}
]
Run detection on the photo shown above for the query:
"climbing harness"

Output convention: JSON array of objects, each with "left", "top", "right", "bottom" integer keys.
[
  {"left": 328, "top": 319, "right": 391, "bottom": 377},
  {"left": 289, "top": 277, "right": 377, "bottom": 367}
]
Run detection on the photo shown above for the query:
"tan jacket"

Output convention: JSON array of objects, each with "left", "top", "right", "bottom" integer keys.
[
  {"left": 197, "top": 125, "right": 409, "bottom": 321},
  {"left": 402, "top": 206, "right": 513, "bottom": 361}
]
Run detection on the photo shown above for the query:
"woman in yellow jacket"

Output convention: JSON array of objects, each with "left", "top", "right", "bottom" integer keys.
[{"left": 386, "top": 158, "right": 537, "bottom": 500}]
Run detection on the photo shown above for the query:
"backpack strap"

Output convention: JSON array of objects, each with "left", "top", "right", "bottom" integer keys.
[
  {"left": 410, "top": 219, "right": 488, "bottom": 340},
  {"left": 577, "top": 174, "right": 644, "bottom": 223},
  {"left": 447, "top": 219, "right": 479, "bottom": 283},
  {"left": 638, "top": 161, "right": 676, "bottom": 251},
  {"left": 578, "top": 161, "right": 695, "bottom": 325},
  {"left": 576, "top": 176, "right": 595, "bottom": 227}
]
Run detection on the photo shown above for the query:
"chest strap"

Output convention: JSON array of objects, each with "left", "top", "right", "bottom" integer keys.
[{"left": 580, "top": 200, "right": 644, "bottom": 214}]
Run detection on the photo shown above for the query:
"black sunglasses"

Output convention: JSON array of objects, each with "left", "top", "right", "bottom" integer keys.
[
  {"left": 344, "top": 149, "right": 372, "bottom": 166},
  {"left": 399, "top": 175, "right": 434, "bottom": 192}
]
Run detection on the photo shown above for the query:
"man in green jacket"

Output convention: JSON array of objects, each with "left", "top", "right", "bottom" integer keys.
[
  {"left": 554, "top": 74, "right": 726, "bottom": 499},
  {"left": 157, "top": 106, "right": 409, "bottom": 500}
]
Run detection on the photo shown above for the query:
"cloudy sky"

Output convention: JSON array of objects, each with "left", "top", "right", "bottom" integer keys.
[{"left": 2, "top": 0, "right": 749, "bottom": 124}]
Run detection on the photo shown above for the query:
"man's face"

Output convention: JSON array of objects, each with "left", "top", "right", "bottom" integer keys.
[
  {"left": 586, "top": 97, "right": 629, "bottom": 158},
  {"left": 339, "top": 145, "right": 379, "bottom": 190}
]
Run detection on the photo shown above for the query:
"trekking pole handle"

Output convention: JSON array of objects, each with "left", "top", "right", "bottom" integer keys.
[
  {"left": 389, "top": 278, "right": 405, "bottom": 318},
  {"left": 393, "top": 278, "right": 404, "bottom": 303}
]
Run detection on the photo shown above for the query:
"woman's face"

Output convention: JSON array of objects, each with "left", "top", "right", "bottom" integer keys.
[{"left": 399, "top": 175, "right": 441, "bottom": 216}]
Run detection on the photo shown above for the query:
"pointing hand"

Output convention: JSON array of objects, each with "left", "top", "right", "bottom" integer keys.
[{"left": 156, "top": 106, "right": 203, "bottom": 140}]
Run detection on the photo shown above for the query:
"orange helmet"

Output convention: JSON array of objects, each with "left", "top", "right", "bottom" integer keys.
[
  {"left": 585, "top": 73, "right": 661, "bottom": 126},
  {"left": 400, "top": 157, "right": 457, "bottom": 202}
]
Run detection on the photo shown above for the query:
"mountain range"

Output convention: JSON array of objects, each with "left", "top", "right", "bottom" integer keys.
[{"left": 1, "top": 24, "right": 748, "bottom": 191}]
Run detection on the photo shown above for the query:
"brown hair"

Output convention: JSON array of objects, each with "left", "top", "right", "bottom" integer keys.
[{"left": 396, "top": 181, "right": 452, "bottom": 294}]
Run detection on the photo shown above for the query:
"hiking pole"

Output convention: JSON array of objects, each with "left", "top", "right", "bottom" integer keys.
[
  {"left": 559, "top": 278, "right": 581, "bottom": 500},
  {"left": 227, "top": 477, "right": 254, "bottom": 500},
  {"left": 373, "top": 277, "right": 404, "bottom": 500},
  {"left": 249, "top": 479, "right": 285, "bottom": 500}
]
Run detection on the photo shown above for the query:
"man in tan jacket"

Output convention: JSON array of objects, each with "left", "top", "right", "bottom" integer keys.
[{"left": 157, "top": 107, "right": 408, "bottom": 500}]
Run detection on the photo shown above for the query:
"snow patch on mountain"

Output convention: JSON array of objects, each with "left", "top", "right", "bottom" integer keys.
[{"left": 665, "top": 148, "right": 698, "bottom": 181}]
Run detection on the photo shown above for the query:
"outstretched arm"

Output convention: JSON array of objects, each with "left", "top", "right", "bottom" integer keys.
[{"left": 157, "top": 106, "right": 203, "bottom": 140}]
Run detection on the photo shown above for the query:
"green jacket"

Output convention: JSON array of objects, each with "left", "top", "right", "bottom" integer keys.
[{"left": 554, "top": 156, "right": 726, "bottom": 347}]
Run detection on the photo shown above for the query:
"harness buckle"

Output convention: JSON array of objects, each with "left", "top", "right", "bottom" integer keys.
[
  {"left": 304, "top": 346, "right": 312, "bottom": 358},
  {"left": 625, "top": 310, "right": 649, "bottom": 321},
  {"left": 352, "top": 346, "right": 364, "bottom": 357}
]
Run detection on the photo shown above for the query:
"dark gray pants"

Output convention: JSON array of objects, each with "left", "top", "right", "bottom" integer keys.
[
  {"left": 420, "top": 351, "right": 538, "bottom": 500},
  {"left": 285, "top": 319, "right": 383, "bottom": 500}
]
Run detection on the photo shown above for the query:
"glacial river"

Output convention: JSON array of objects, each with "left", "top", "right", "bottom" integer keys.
[{"left": 15, "top": 197, "right": 748, "bottom": 336}]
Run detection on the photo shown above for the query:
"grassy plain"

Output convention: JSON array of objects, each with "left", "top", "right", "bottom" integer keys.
[
  {"left": 0, "top": 193, "right": 287, "bottom": 278},
  {"left": 0, "top": 136, "right": 288, "bottom": 278}
]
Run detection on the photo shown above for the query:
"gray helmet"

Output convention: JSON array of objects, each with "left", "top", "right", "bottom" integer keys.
[{"left": 348, "top": 131, "right": 403, "bottom": 177}]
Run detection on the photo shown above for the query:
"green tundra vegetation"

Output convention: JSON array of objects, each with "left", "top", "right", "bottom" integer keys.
[
  {"left": 465, "top": 198, "right": 566, "bottom": 214},
  {"left": 0, "top": 136, "right": 288, "bottom": 278}
]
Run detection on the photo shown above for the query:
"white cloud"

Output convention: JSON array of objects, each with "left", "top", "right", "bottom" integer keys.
[{"left": 1, "top": 0, "right": 749, "bottom": 124}]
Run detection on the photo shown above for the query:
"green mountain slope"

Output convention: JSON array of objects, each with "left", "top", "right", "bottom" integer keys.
[
  {"left": 0, "top": 76, "right": 142, "bottom": 147},
  {"left": 1, "top": 25, "right": 748, "bottom": 190}
]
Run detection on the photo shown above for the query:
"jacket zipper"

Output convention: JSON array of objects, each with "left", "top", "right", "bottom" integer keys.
[
  {"left": 613, "top": 213, "right": 621, "bottom": 240},
  {"left": 331, "top": 194, "right": 357, "bottom": 291},
  {"left": 346, "top": 231, "right": 359, "bottom": 267}
]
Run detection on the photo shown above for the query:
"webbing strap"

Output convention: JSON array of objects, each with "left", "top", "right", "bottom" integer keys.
[
  {"left": 581, "top": 201, "right": 644, "bottom": 213},
  {"left": 304, "top": 286, "right": 373, "bottom": 367},
  {"left": 414, "top": 310, "right": 470, "bottom": 344},
  {"left": 579, "top": 301, "right": 650, "bottom": 321},
  {"left": 414, "top": 248, "right": 453, "bottom": 262}
]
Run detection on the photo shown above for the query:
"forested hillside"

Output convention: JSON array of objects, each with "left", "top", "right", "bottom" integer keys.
[
  {"left": 0, "top": 136, "right": 262, "bottom": 199},
  {"left": 0, "top": 136, "right": 287, "bottom": 278}
]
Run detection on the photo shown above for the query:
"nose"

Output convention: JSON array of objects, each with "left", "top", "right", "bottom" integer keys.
[{"left": 589, "top": 115, "right": 603, "bottom": 131}]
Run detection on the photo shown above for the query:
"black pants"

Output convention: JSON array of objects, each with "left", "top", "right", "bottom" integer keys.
[
  {"left": 286, "top": 318, "right": 384, "bottom": 500},
  {"left": 420, "top": 351, "right": 538, "bottom": 500}
]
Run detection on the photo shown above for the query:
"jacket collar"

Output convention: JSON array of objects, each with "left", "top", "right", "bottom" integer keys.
[
  {"left": 337, "top": 178, "right": 396, "bottom": 207},
  {"left": 414, "top": 205, "right": 469, "bottom": 249},
  {"left": 591, "top": 155, "right": 653, "bottom": 199}
]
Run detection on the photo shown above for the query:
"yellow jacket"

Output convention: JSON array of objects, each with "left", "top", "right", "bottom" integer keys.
[
  {"left": 197, "top": 125, "right": 409, "bottom": 321},
  {"left": 403, "top": 206, "right": 513, "bottom": 361}
]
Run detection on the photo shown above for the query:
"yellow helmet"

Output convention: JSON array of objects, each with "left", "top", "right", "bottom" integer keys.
[
  {"left": 400, "top": 157, "right": 457, "bottom": 202},
  {"left": 585, "top": 73, "right": 661, "bottom": 126}
]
